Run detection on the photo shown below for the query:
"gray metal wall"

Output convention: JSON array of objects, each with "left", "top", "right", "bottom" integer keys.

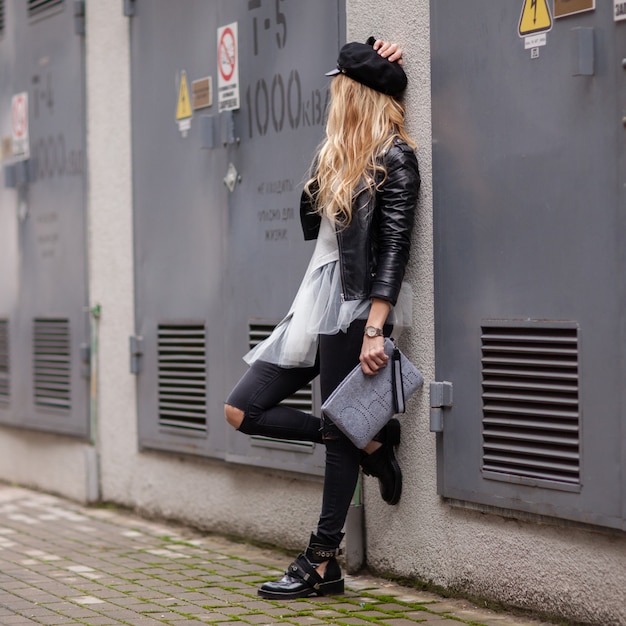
[
  {"left": 432, "top": 1, "right": 626, "bottom": 530},
  {"left": 0, "top": 0, "right": 89, "bottom": 437},
  {"left": 130, "top": 0, "right": 345, "bottom": 474}
]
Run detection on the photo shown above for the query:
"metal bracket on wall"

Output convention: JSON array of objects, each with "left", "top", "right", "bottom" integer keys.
[
  {"left": 123, "top": 0, "right": 136, "bottom": 17},
  {"left": 572, "top": 27, "right": 594, "bottom": 76},
  {"left": 221, "top": 111, "right": 239, "bottom": 146},
  {"left": 74, "top": 1, "right": 85, "bottom": 36},
  {"left": 429, "top": 381, "right": 453, "bottom": 432},
  {"left": 21, "top": 160, "right": 36, "bottom": 185},
  {"left": 3, "top": 165, "right": 17, "bottom": 189},
  {"left": 129, "top": 335, "right": 143, "bottom": 374},
  {"left": 3, "top": 160, "right": 36, "bottom": 189},
  {"left": 200, "top": 115, "right": 216, "bottom": 150}
]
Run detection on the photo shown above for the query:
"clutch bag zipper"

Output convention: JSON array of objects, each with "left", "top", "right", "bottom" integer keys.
[{"left": 391, "top": 340, "right": 406, "bottom": 414}]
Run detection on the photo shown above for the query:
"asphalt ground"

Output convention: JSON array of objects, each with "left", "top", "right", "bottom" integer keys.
[{"left": 0, "top": 484, "right": 556, "bottom": 626}]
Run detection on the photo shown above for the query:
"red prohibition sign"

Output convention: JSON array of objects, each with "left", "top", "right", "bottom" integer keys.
[
  {"left": 218, "top": 27, "right": 236, "bottom": 82},
  {"left": 12, "top": 95, "right": 27, "bottom": 139}
]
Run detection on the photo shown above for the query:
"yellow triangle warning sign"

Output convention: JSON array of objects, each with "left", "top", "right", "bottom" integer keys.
[
  {"left": 176, "top": 71, "right": 192, "bottom": 120},
  {"left": 518, "top": 0, "right": 552, "bottom": 37}
]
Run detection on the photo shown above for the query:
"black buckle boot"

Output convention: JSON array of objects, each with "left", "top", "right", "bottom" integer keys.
[
  {"left": 258, "top": 534, "right": 344, "bottom": 600},
  {"left": 361, "top": 418, "right": 402, "bottom": 505}
]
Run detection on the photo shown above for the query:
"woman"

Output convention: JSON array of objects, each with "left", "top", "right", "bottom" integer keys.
[{"left": 224, "top": 38, "right": 420, "bottom": 599}]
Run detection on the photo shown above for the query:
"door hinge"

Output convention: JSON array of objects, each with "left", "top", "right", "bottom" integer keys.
[
  {"left": 80, "top": 342, "right": 90, "bottom": 379},
  {"left": 129, "top": 335, "right": 143, "bottom": 374},
  {"left": 429, "top": 381, "right": 453, "bottom": 432},
  {"left": 123, "top": 0, "right": 137, "bottom": 17},
  {"left": 74, "top": 1, "right": 85, "bottom": 36}
]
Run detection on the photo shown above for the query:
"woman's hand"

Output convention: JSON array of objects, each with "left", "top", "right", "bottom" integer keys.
[
  {"left": 360, "top": 335, "right": 389, "bottom": 376},
  {"left": 373, "top": 40, "right": 403, "bottom": 65}
]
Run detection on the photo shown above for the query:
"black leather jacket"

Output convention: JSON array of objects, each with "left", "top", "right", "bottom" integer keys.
[{"left": 299, "top": 139, "right": 420, "bottom": 306}]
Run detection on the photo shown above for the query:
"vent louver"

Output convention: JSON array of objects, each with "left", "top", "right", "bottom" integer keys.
[
  {"left": 0, "top": 319, "right": 9, "bottom": 402},
  {"left": 249, "top": 323, "right": 314, "bottom": 450},
  {"left": 28, "top": 0, "right": 63, "bottom": 17},
  {"left": 0, "top": 1, "right": 5, "bottom": 34},
  {"left": 481, "top": 323, "right": 580, "bottom": 488},
  {"left": 249, "top": 323, "right": 314, "bottom": 414},
  {"left": 33, "top": 318, "right": 71, "bottom": 411},
  {"left": 157, "top": 324, "right": 207, "bottom": 432}
]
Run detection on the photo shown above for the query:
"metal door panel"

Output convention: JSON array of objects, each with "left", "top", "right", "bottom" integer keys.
[
  {"left": 432, "top": 1, "right": 625, "bottom": 529},
  {"left": 0, "top": 0, "right": 89, "bottom": 437},
  {"left": 223, "top": 1, "right": 343, "bottom": 470},
  {"left": 132, "top": 0, "right": 344, "bottom": 472},
  {"left": 132, "top": 1, "right": 227, "bottom": 455}
]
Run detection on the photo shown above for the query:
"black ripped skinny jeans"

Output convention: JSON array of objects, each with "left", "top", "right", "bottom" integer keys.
[{"left": 226, "top": 318, "right": 391, "bottom": 549}]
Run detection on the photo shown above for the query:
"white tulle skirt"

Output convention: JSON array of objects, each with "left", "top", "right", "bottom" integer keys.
[{"left": 244, "top": 216, "right": 412, "bottom": 368}]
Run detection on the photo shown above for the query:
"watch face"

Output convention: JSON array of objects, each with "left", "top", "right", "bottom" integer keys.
[{"left": 365, "top": 327, "right": 380, "bottom": 337}]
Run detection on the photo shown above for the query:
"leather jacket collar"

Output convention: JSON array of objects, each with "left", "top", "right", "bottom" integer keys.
[{"left": 299, "top": 139, "right": 420, "bottom": 306}]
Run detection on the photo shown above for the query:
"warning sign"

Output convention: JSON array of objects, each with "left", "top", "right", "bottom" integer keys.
[
  {"left": 217, "top": 22, "right": 240, "bottom": 112},
  {"left": 12, "top": 92, "right": 30, "bottom": 160},
  {"left": 176, "top": 71, "right": 193, "bottom": 120},
  {"left": 175, "top": 71, "right": 192, "bottom": 137},
  {"left": 192, "top": 77, "right": 212, "bottom": 110},
  {"left": 554, "top": 0, "right": 595, "bottom": 19},
  {"left": 0, "top": 136, "right": 11, "bottom": 162},
  {"left": 518, "top": 0, "right": 553, "bottom": 37}
]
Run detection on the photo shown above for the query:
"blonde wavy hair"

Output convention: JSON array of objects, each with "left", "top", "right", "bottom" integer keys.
[{"left": 304, "top": 73, "right": 415, "bottom": 226}]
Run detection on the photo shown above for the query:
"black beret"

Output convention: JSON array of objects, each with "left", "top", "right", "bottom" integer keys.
[{"left": 325, "top": 36, "right": 407, "bottom": 97}]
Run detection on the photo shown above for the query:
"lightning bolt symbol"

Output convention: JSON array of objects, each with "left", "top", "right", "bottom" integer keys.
[{"left": 531, "top": 0, "right": 538, "bottom": 24}]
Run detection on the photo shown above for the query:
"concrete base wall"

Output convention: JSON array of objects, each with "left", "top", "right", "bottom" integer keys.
[{"left": 0, "top": 430, "right": 96, "bottom": 503}]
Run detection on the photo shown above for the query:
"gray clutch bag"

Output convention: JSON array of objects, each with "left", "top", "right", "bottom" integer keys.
[{"left": 321, "top": 338, "right": 423, "bottom": 449}]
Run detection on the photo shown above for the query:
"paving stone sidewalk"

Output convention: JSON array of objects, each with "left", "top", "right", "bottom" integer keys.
[{"left": 0, "top": 484, "right": 554, "bottom": 626}]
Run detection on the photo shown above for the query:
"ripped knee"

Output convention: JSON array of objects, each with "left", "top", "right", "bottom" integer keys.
[
  {"left": 321, "top": 417, "right": 341, "bottom": 442},
  {"left": 224, "top": 404, "right": 245, "bottom": 430}
]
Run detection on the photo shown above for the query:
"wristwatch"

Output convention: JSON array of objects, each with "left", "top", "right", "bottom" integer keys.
[{"left": 364, "top": 326, "right": 384, "bottom": 338}]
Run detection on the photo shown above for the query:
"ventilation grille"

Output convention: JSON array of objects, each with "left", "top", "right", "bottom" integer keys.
[
  {"left": 0, "top": 1, "right": 5, "bottom": 34},
  {"left": 33, "top": 318, "right": 71, "bottom": 411},
  {"left": 249, "top": 323, "right": 314, "bottom": 413},
  {"left": 28, "top": 0, "right": 63, "bottom": 17},
  {"left": 158, "top": 324, "right": 207, "bottom": 432},
  {"left": 0, "top": 319, "right": 9, "bottom": 402},
  {"left": 249, "top": 323, "right": 315, "bottom": 450},
  {"left": 481, "top": 324, "right": 580, "bottom": 487}
]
